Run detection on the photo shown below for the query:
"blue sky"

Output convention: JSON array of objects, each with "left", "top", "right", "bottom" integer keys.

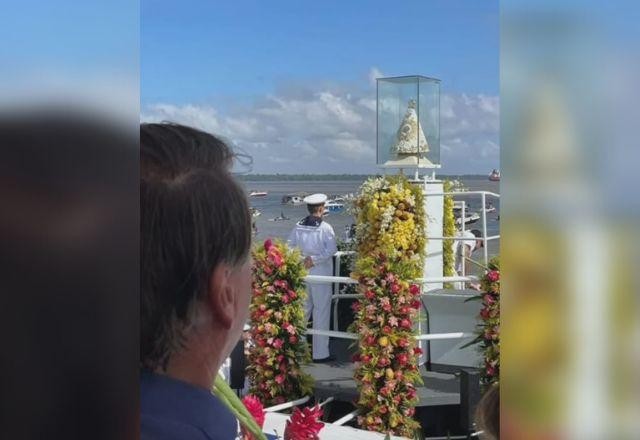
[{"left": 142, "top": 0, "right": 499, "bottom": 174}]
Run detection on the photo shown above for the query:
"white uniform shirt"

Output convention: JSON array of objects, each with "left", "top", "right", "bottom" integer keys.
[
  {"left": 287, "top": 218, "right": 337, "bottom": 275},
  {"left": 454, "top": 230, "right": 477, "bottom": 273}
]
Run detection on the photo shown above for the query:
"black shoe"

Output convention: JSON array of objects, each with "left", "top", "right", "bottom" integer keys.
[{"left": 313, "top": 356, "right": 335, "bottom": 364}]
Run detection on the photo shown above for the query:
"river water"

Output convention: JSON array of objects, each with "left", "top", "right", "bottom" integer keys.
[{"left": 242, "top": 178, "right": 500, "bottom": 262}]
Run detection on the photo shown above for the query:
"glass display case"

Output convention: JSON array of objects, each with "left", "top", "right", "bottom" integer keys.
[{"left": 377, "top": 75, "right": 440, "bottom": 168}]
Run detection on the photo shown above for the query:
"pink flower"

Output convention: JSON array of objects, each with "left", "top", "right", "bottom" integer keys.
[
  {"left": 288, "top": 289, "right": 297, "bottom": 299},
  {"left": 382, "top": 325, "right": 392, "bottom": 334},
  {"left": 382, "top": 303, "right": 392, "bottom": 312},
  {"left": 273, "top": 338, "right": 284, "bottom": 349},
  {"left": 409, "top": 284, "right": 421, "bottom": 295},
  {"left": 364, "top": 290, "right": 375, "bottom": 300},
  {"left": 487, "top": 270, "right": 500, "bottom": 282},
  {"left": 397, "top": 337, "right": 408, "bottom": 347},
  {"left": 285, "top": 323, "right": 296, "bottom": 335},
  {"left": 388, "top": 316, "right": 399, "bottom": 327},
  {"left": 288, "top": 335, "right": 298, "bottom": 344},
  {"left": 400, "top": 318, "right": 412, "bottom": 329},
  {"left": 411, "top": 300, "right": 421, "bottom": 310},
  {"left": 275, "top": 374, "right": 286, "bottom": 384},
  {"left": 396, "top": 353, "right": 408, "bottom": 365},
  {"left": 390, "top": 283, "right": 400, "bottom": 294},
  {"left": 351, "top": 301, "right": 361, "bottom": 312},
  {"left": 264, "top": 239, "right": 273, "bottom": 251},
  {"left": 282, "top": 295, "right": 290, "bottom": 304}
]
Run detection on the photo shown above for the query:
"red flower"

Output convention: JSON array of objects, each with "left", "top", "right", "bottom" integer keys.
[
  {"left": 413, "top": 347, "right": 423, "bottom": 355},
  {"left": 411, "top": 300, "right": 422, "bottom": 309},
  {"left": 364, "top": 290, "right": 375, "bottom": 300},
  {"left": 409, "top": 284, "right": 421, "bottom": 295},
  {"left": 397, "top": 338, "right": 409, "bottom": 348},
  {"left": 361, "top": 354, "right": 371, "bottom": 363},
  {"left": 365, "top": 335, "right": 376, "bottom": 346},
  {"left": 282, "top": 295, "right": 290, "bottom": 304},
  {"left": 264, "top": 239, "right": 273, "bottom": 251},
  {"left": 273, "top": 338, "right": 284, "bottom": 349},
  {"left": 396, "top": 353, "right": 408, "bottom": 365},
  {"left": 486, "top": 270, "right": 500, "bottom": 282},
  {"left": 382, "top": 325, "right": 392, "bottom": 334},
  {"left": 351, "top": 301, "right": 361, "bottom": 312},
  {"left": 390, "top": 283, "right": 400, "bottom": 294},
  {"left": 289, "top": 335, "right": 298, "bottom": 344},
  {"left": 288, "top": 290, "right": 297, "bottom": 299},
  {"left": 400, "top": 319, "right": 412, "bottom": 329},
  {"left": 275, "top": 374, "right": 286, "bottom": 384},
  {"left": 267, "top": 248, "right": 284, "bottom": 267},
  {"left": 284, "top": 405, "right": 324, "bottom": 440},
  {"left": 241, "top": 395, "right": 265, "bottom": 440}
]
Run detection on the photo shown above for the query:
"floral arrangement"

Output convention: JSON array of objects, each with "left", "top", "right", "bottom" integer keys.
[
  {"left": 247, "top": 239, "right": 314, "bottom": 406},
  {"left": 442, "top": 180, "right": 456, "bottom": 288},
  {"left": 464, "top": 257, "right": 500, "bottom": 385},
  {"left": 283, "top": 405, "right": 325, "bottom": 440},
  {"left": 349, "top": 175, "right": 426, "bottom": 437}
]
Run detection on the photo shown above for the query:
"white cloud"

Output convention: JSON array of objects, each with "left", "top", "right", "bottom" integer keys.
[
  {"left": 368, "top": 67, "right": 384, "bottom": 87},
  {"left": 141, "top": 70, "right": 499, "bottom": 174}
]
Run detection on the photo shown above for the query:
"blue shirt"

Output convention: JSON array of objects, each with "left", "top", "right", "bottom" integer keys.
[{"left": 140, "top": 371, "right": 237, "bottom": 440}]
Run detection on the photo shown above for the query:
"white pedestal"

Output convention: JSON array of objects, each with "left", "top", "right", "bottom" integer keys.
[
  {"left": 423, "top": 180, "right": 443, "bottom": 291},
  {"left": 412, "top": 179, "right": 443, "bottom": 365}
]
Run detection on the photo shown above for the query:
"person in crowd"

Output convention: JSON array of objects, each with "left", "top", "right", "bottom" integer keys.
[
  {"left": 287, "top": 194, "right": 338, "bottom": 363},
  {"left": 454, "top": 228, "right": 484, "bottom": 289},
  {"left": 140, "top": 123, "right": 252, "bottom": 440}
]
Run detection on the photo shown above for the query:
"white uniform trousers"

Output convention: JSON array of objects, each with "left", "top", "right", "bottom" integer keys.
[{"left": 305, "top": 277, "right": 332, "bottom": 360}]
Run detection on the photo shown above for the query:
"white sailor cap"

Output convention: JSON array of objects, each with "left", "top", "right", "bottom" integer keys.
[{"left": 303, "top": 193, "right": 328, "bottom": 205}]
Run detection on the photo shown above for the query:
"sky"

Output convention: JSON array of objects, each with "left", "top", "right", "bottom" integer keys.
[{"left": 141, "top": 0, "right": 499, "bottom": 174}]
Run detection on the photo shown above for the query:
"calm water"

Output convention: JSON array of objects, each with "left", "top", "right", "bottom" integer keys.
[{"left": 242, "top": 178, "right": 500, "bottom": 259}]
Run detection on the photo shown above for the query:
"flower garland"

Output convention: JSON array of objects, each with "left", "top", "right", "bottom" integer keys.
[
  {"left": 247, "top": 239, "right": 314, "bottom": 406},
  {"left": 464, "top": 257, "right": 500, "bottom": 385},
  {"left": 350, "top": 175, "right": 426, "bottom": 437},
  {"left": 442, "top": 180, "right": 456, "bottom": 288}
]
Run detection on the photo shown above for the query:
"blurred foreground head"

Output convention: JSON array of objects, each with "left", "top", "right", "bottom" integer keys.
[
  {"left": 140, "top": 123, "right": 252, "bottom": 382},
  {"left": 0, "top": 110, "right": 138, "bottom": 439}
]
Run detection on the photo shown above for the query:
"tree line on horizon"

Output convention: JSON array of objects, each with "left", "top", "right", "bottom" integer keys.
[{"left": 238, "top": 173, "right": 489, "bottom": 181}]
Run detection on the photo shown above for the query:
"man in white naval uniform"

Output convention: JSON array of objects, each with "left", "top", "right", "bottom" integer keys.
[{"left": 287, "top": 193, "right": 338, "bottom": 362}]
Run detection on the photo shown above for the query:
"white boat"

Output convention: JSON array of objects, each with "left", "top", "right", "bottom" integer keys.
[
  {"left": 482, "top": 203, "right": 496, "bottom": 213},
  {"left": 455, "top": 212, "right": 480, "bottom": 226},
  {"left": 325, "top": 199, "right": 345, "bottom": 213},
  {"left": 488, "top": 169, "right": 501, "bottom": 181},
  {"left": 249, "top": 190, "right": 268, "bottom": 197},
  {"left": 281, "top": 194, "right": 306, "bottom": 205}
]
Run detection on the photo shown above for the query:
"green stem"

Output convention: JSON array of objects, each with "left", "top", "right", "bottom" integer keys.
[{"left": 212, "top": 375, "right": 267, "bottom": 440}]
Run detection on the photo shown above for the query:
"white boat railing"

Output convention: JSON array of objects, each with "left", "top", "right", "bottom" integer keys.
[{"left": 307, "top": 190, "right": 498, "bottom": 342}]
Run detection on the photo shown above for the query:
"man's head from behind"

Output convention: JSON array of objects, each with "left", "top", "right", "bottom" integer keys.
[
  {"left": 470, "top": 229, "right": 484, "bottom": 250},
  {"left": 141, "top": 123, "right": 251, "bottom": 378}
]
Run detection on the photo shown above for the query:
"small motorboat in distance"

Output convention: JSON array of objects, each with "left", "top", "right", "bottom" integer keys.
[
  {"left": 250, "top": 207, "right": 261, "bottom": 218},
  {"left": 488, "top": 169, "right": 501, "bottom": 182},
  {"left": 455, "top": 212, "right": 480, "bottom": 226},
  {"left": 281, "top": 194, "right": 306, "bottom": 205},
  {"left": 482, "top": 203, "right": 496, "bottom": 214},
  {"left": 249, "top": 190, "right": 268, "bottom": 197},
  {"left": 325, "top": 198, "right": 345, "bottom": 213}
]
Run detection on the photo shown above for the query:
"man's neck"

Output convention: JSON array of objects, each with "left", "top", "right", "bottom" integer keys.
[{"left": 159, "top": 333, "right": 226, "bottom": 390}]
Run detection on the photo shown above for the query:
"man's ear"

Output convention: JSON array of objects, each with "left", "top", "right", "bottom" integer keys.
[{"left": 206, "top": 264, "right": 235, "bottom": 330}]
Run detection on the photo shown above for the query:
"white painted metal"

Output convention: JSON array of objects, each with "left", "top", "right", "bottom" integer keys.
[
  {"left": 264, "top": 395, "right": 310, "bottom": 412},
  {"left": 333, "top": 409, "right": 361, "bottom": 426},
  {"left": 306, "top": 328, "right": 473, "bottom": 342}
]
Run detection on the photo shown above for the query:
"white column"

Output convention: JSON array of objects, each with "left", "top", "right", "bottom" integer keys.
[{"left": 415, "top": 178, "right": 443, "bottom": 366}]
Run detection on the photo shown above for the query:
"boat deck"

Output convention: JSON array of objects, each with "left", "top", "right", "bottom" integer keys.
[{"left": 305, "top": 362, "right": 460, "bottom": 407}]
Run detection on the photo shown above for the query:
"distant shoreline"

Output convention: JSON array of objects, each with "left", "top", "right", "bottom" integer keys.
[{"left": 238, "top": 173, "right": 490, "bottom": 181}]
